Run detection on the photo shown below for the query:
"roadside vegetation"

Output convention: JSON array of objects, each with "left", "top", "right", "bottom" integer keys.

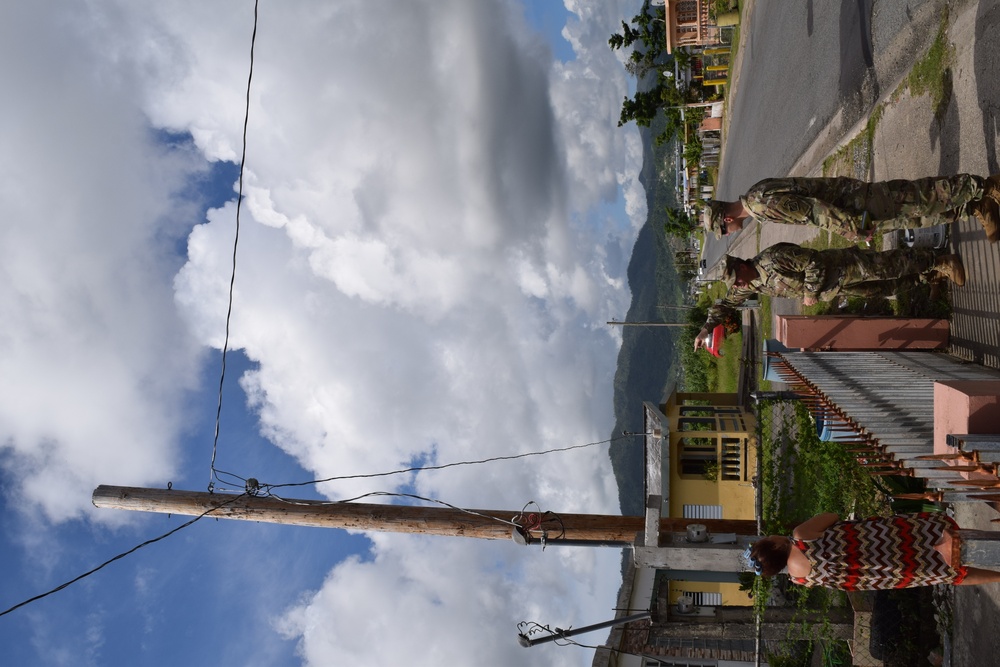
[
  {"left": 905, "top": 7, "right": 954, "bottom": 116},
  {"left": 677, "top": 278, "right": 743, "bottom": 393},
  {"left": 756, "top": 399, "right": 945, "bottom": 666},
  {"left": 823, "top": 8, "right": 952, "bottom": 178}
]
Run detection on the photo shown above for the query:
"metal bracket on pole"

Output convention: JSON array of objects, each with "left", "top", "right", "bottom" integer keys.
[{"left": 517, "top": 612, "right": 652, "bottom": 648}]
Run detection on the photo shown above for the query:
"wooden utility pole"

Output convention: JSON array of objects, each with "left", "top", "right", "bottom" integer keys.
[
  {"left": 93, "top": 485, "right": 758, "bottom": 571},
  {"left": 607, "top": 320, "right": 687, "bottom": 327}
]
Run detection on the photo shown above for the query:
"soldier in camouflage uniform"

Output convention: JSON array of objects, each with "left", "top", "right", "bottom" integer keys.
[
  {"left": 693, "top": 242, "right": 966, "bottom": 351},
  {"left": 703, "top": 174, "right": 1000, "bottom": 243}
]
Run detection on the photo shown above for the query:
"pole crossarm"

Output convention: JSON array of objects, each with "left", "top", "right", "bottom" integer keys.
[{"left": 92, "top": 486, "right": 758, "bottom": 545}]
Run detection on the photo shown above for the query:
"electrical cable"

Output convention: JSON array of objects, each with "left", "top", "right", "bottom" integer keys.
[
  {"left": 267, "top": 489, "right": 523, "bottom": 528},
  {"left": 208, "top": 0, "right": 259, "bottom": 492},
  {"left": 2, "top": 1, "right": 263, "bottom": 617},
  {"left": 0, "top": 494, "right": 247, "bottom": 618},
  {"left": 262, "top": 434, "right": 630, "bottom": 493}
]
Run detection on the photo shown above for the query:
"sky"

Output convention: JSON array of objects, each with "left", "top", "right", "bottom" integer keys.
[{"left": 0, "top": 1, "right": 648, "bottom": 666}]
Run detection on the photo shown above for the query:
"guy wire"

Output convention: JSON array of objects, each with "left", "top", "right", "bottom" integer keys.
[{"left": 208, "top": 0, "right": 259, "bottom": 492}]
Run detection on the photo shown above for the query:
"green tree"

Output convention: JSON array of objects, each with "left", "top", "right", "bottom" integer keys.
[
  {"left": 608, "top": 20, "right": 642, "bottom": 51},
  {"left": 618, "top": 83, "right": 685, "bottom": 145},
  {"left": 608, "top": 6, "right": 666, "bottom": 56},
  {"left": 664, "top": 207, "right": 697, "bottom": 239},
  {"left": 609, "top": 3, "right": 670, "bottom": 83},
  {"left": 683, "top": 134, "right": 703, "bottom": 165}
]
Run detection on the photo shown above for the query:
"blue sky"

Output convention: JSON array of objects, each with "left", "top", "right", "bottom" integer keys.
[
  {"left": 0, "top": 2, "right": 646, "bottom": 665},
  {"left": 522, "top": 1, "right": 577, "bottom": 62}
]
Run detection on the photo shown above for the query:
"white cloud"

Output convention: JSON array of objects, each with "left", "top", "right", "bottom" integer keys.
[
  {"left": 276, "top": 536, "right": 622, "bottom": 667},
  {"left": 0, "top": 1, "right": 205, "bottom": 522},
  {"left": 0, "top": 0, "right": 645, "bottom": 665}
]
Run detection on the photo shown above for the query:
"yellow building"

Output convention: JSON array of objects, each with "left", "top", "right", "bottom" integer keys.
[
  {"left": 594, "top": 393, "right": 762, "bottom": 666},
  {"left": 645, "top": 389, "right": 757, "bottom": 609}
]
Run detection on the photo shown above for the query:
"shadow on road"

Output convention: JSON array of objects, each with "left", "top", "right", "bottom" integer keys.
[
  {"left": 930, "top": 68, "right": 961, "bottom": 175},
  {"left": 975, "top": 1, "right": 1000, "bottom": 174}
]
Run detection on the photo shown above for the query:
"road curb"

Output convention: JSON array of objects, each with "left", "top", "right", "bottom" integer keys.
[{"left": 718, "top": 0, "right": 756, "bottom": 176}]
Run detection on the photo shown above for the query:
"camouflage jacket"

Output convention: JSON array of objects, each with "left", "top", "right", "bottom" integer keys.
[{"left": 703, "top": 243, "right": 832, "bottom": 330}]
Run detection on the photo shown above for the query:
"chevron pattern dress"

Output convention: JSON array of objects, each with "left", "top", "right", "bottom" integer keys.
[{"left": 789, "top": 513, "right": 967, "bottom": 590}]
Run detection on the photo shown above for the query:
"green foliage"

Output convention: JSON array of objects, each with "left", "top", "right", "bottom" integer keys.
[
  {"left": 664, "top": 207, "right": 696, "bottom": 239},
  {"left": 607, "top": 5, "right": 666, "bottom": 55},
  {"left": 677, "top": 302, "right": 710, "bottom": 391},
  {"left": 767, "top": 402, "right": 886, "bottom": 530},
  {"left": 822, "top": 641, "right": 851, "bottom": 667},
  {"left": 619, "top": 85, "right": 686, "bottom": 146},
  {"left": 608, "top": 4, "right": 695, "bottom": 146},
  {"left": 609, "top": 4, "right": 671, "bottom": 84},
  {"left": 710, "top": 0, "right": 737, "bottom": 20},
  {"left": 753, "top": 400, "right": 905, "bottom": 661},
  {"left": 683, "top": 134, "right": 703, "bottom": 165},
  {"left": 738, "top": 571, "right": 756, "bottom": 593},
  {"left": 765, "top": 643, "right": 813, "bottom": 667},
  {"left": 907, "top": 8, "right": 953, "bottom": 110}
]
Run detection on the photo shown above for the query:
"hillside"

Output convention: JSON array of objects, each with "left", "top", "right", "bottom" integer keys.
[{"left": 608, "top": 120, "right": 686, "bottom": 516}]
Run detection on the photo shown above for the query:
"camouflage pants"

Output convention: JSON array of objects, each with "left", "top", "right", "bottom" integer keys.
[
  {"left": 845, "top": 174, "right": 983, "bottom": 231},
  {"left": 818, "top": 246, "right": 938, "bottom": 300},
  {"left": 747, "top": 175, "right": 985, "bottom": 238}
]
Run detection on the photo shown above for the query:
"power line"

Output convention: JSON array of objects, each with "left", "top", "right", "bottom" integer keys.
[
  {"left": 0, "top": 494, "right": 247, "bottom": 619},
  {"left": 209, "top": 0, "right": 259, "bottom": 493},
  {"left": 5, "top": 431, "right": 636, "bottom": 617},
  {"left": 267, "top": 490, "right": 524, "bottom": 529},
  {"left": 2, "top": 0, "right": 263, "bottom": 625},
  {"left": 255, "top": 434, "right": 632, "bottom": 493}
]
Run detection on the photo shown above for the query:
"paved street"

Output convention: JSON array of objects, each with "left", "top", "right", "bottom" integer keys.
[
  {"left": 720, "top": 1, "right": 1000, "bottom": 665},
  {"left": 704, "top": 0, "right": 946, "bottom": 271}
]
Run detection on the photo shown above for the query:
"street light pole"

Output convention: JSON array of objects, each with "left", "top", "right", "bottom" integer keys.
[{"left": 608, "top": 320, "right": 688, "bottom": 327}]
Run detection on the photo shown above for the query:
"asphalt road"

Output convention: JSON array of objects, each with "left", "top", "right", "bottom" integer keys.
[
  {"left": 719, "top": 0, "right": 877, "bottom": 196},
  {"left": 703, "top": 0, "right": 941, "bottom": 269}
]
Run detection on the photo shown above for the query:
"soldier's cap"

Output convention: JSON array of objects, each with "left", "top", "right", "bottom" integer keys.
[
  {"left": 721, "top": 254, "right": 745, "bottom": 289},
  {"left": 701, "top": 200, "right": 727, "bottom": 239}
]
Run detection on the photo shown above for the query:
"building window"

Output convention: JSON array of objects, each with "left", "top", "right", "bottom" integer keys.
[
  {"left": 683, "top": 504, "right": 722, "bottom": 519},
  {"left": 679, "top": 436, "right": 717, "bottom": 476},
  {"left": 643, "top": 659, "right": 714, "bottom": 667},
  {"left": 677, "top": 591, "right": 723, "bottom": 607},
  {"left": 679, "top": 416, "right": 715, "bottom": 432},
  {"left": 720, "top": 437, "right": 744, "bottom": 480}
]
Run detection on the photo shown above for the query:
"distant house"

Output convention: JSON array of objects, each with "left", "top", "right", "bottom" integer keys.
[
  {"left": 651, "top": 390, "right": 757, "bottom": 604},
  {"left": 655, "top": 0, "right": 724, "bottom": 54},
  {"left": 592, "top": 391, "right": 763, "bottom": 667}
]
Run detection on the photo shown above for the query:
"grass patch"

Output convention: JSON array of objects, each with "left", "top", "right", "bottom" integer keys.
[
  {"left": 715, "top": 331, "right": 742, "bottom": 392},
  {"left": 760, "top": 402, "right": 886, "bottom": 534},
  {"left": 823, "top": 8, "right": 951, "bottom": 178},
  {"left": 907, "top": 9, "right": 953, "bottom": 112},
  {"left": 822, "top": 102, "right": 885, "bottom": 178}
]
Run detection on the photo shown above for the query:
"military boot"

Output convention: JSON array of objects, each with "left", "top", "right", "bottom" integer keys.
[
  {"left": 976, "top": 175, "right": 1000, "bottom": 243},
  {"left": 933, "top": 254, "right": 966, "bottom": 286}
]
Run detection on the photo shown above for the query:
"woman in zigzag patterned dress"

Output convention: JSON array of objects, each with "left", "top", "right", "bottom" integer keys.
[{"left": 748, "top": 512, "right": 1000, "bottom": 590}]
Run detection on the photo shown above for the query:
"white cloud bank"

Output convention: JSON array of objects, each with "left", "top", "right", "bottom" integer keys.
[{"left": 0, "top": 1, "right": 646, "bottom": 665}]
